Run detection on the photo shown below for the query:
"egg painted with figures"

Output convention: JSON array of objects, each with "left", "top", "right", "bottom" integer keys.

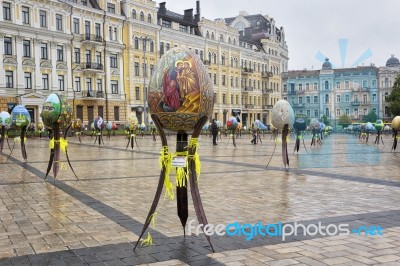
[
  {"left": 94, "top": 116, "right": 104, "bottom": 130},
  {"left": 271, "top": 100, "right": 294, "bottom": 130},
  {"left": 148, "top": 47, "right": 214, "bottom": 132},
  {"left": 0, "top": 111, "right": 11, "bottom": 128},
  {"left": 293, "top": 115, "right": 307, "bottom": 131},
  {"left": 11, "top": 105, "right": 31, "bottom": 128}
]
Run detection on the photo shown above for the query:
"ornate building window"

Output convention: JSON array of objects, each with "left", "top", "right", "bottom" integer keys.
[{"left": 132, "top": 9, "right": 136, "bottom": 19}]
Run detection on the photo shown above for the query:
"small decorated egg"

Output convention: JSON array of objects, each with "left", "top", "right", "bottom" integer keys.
[
  {"left": 374, "top": 120, "right": 384, "bottom": 131},
  {"left": 391, "top": 116, "right": 400, "bottom": 131},
  {"left": 106, "top": 121, "right": 113, "bottom": 130},
  {"left": 293, "top": 115, "right": 307, "bottom": 131},
  {"left": 0, "top": 111, "right": 11, "bottom": 128},
  {"left": 271, "top": 100, "right": 294, "bottom": 130},
  {"left": 94, "top": 116, "right": 104, "bottom": 131},
  {"left": 226, "top": 116, "right": 238, "bottom": 130},
  {"left": 11, "top": 105, "right": 31, "bottom": 128},
  {"left": 148, "top": 47, "right": 214, "bottom": 132},
  {"left": 365, "top": 122, "right": 374, "bottom": 131},
  {"left": 309, "top": 118, "right": 320, "bottom": 130}
]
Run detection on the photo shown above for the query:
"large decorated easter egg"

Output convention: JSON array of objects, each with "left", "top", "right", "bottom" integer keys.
[
  {"left": 391, "top": 116, "right": 400, "bottom": 131},
  {"left": 148, "top": 47, "right": 214, "bottom": 132},
  {"left": 374, "top": 120, "right": 384, "bottom": 131},
  {"left": 0, "top": 111, "right": 11, "bottom": 128},
  {"left": 127, "top": 113, "right": 138, "bottom": 130},
  {"left": 37, "top": 121, "right": 44, "bottom": 131},
  {"left": 254, "top": 120, "right": 267, "bottom": 130},
  {"left": 271, "top": 100, "right": 294, "bottom": 130},
  {"left": 41, "top": 93, "right": 72, "bottom": 129},
  {"left": 94, "top": 116, "right": 104, "bottom": 130},
  {"left": 11, "top": 105, "right": 31, "bottom": 128},
  {"left": 71, "top": 119, "right": 83, "bottom": 130},
  {"left": 226, "top": 116, "right": 238, "bottom": 130},
  {"left": 309, "top": 118, "right": 320, "bottom": 130},
  {"left": 365, "top": 122, "right": 374, "bottom": 131},
  {"left": 293, "top": 115, "right": 307, "bottom": 131}
]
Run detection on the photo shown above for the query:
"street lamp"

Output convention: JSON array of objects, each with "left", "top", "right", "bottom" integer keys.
[{"left": 140, "top": 36, "right": 152, "bottom": 125}]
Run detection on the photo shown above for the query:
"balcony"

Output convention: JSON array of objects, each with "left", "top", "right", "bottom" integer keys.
[
  {"left": 245, "top": 104, "right": 254, "bottom": 109},
  {"left": 261, "top": 71, "right": 273, "bottom": 78},
  {"left": 82, "top": 34, "right": 103, "bottom": 43},
  {"left": 351, "top": 101, "right": 360, "bottom": 106},
  {"left": 241, "top": 67, "right": 254, "bottom": 74},
  {"left": 287, "top": 90, "right": 296, "bottom": 95},
  {"left": 262, "top": 88, "right": 273, "bottom": 93},
  {"left": 360, "top": 101, "right": 369, "bottom": 106},
  {"left": 262, "top": 104, "right": 273, "bottom": 109},
  {"left": 242, "top": 87, "right": 254, "bottom": 92},
  {"left": 81, "top": 90, "right": 104, "bottom": 99},
  {"left": 293, "top": 103, "right": 304, "bottom": 108},
  {"left": 296, "top": 90, "right": 305, "bottom": 95},
  {"left": 81, "top": 62, "right": 104, "bottom": 73}
]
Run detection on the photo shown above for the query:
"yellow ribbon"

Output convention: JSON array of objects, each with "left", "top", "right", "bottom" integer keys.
[
  {"left": 188, "top": 138, "right": 201, "bottom": 182},
  {"left": 141, "top": 232, "right": 153, "bottom": 246},
  {"left": 159, "top": 146, "right": 174, "bottom": 200},
  {"left": 49, "top": 138, "right": 68, "bottom": 153}
]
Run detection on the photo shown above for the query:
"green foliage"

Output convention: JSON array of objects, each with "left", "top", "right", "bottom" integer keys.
[
  {"left": 387, "top": 74, "right": 400, "bottom": 116},
  {"left": 321, "top": 115, "right": 330, "bottom": 126},
  {"left": 338, "top": 114, "right": 352, "bottom": 126},
  {"left": 362, "top": 110, "right": 378, "bottom": 123}
]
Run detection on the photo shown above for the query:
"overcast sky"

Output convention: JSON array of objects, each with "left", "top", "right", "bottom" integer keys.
[{"left": 157, "top": 0, "right": 400, "bottom": 70}]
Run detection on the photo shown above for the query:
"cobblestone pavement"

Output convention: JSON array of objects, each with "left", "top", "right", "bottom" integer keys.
[{"left": 0, "top": 133, "right": 399, "bottom": 265}]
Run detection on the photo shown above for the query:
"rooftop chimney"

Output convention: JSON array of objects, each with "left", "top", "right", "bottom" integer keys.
[
  {"left": 159, "top": 2, "right": 166, "bottom": 14},
  {"left": 184, "top": 9, "right": 194, "bottom": 22},
  {"left": 196, "top": 1, "right": 200, "bottom": 17}
]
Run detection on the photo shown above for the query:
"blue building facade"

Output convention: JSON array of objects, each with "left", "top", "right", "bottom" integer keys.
[{"left": 282, "top": 59, "right": 379, "bottom": 127}]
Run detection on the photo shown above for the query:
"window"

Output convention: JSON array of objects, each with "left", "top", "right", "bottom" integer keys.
[
  {"left": 313, "top": 96, "right": 318, "bottom": 103},
  {"left": 113, "top": 27, "right": 118, "bottom": 40},
  {"left": 221, "top": 54, "right": 225, "bottom": 65},
  {"left": 58, "top": 75, "right": 65, "bottom": 91},
  {"left": 179, "top": 24, "right": 187, "bottom": 32},
  {"left": 73, "top": 18, "right": 80, "bottom": 34},
  {"left": 336, "top": 82, "right": 340, "bottom": 89},
  {"left": 236, "top": 95, "right": 239, "bottom": 105},
  {"left": 107, "top": 3, "right": 115, "bottom": 13},
  {"left": 95, "top": 23, "right": 101, "bottom": 37},
  {"left": 363, "top": 108, "right": 368, "bottom": 115},
  {"left": 363, "top": 80, "right": 368, "bottom": 88},
  {"left": 42, "top": 74, "right": 49, "bottom": 90},
  {"left": 213, "top": 74, "right": 217, "bottom": 85},
  {"left": 345, "top": 108, "right": 349, "bottom": 116},
  {"left": 57, "top": 45, "right": 63, "bottom": 61},
  {"left": 96, "top": 51, "right": 101, "bottom": 64},
  {"left": 74, "top": 48, "right": 80, "bottom": 63},
  {"left": 4, "top": 37, "right": 12, "bottom": 55},
  {"left": 114, "top": 106, "right": 120, "bottom": 121},
  {"left": 147, "top": 14, "right": 152, "bottom": 23},
  {"left": 372, "top": 93, "right": 377, "bottom": 101},
  {"left": 39, "top": 10, "right": 47, "bottom": 27},
  {"left": 325, "top": 81, "right": 329, "bottom": 90},
  {"left": 230, "top": 76, "right": 233, "bottom": 87},
  {"left": 150, "top": 41, "right": 154, "bottom": 52},
  {"left": 22, "top": 6, "right": 29, "bottom": 24},
  {"left": 222, "top": 94, "right": 226, "bottom": 104},
  {"left": 162, "top": 20, "right": 171, "bottom": 28},
  {"left": 325, "top": 108, "right": 329, "bottom": 117},
  {"left": 86, "top": 78, "right": 92, "bottom": 91},
  {"left": 111, "top": 80, "right": 118, "bottom": 94},
  {"left": 135, "top": 87, "right": 140, "bottom": 100},
  {"left": 336, "top": 95, "right": 341, "bottom": 103},
  {"left": 3, "top": 2, "right": 11, "bottom": 20},
  {"left": 306, "top": 110, "right": 310, "bottom": 117},
  {"left": 313, "top": 83, "right": 318, "bottom": 90},
  {"left": 142, "top": 38, "right": 147, "bottom": 51},
  {"left": 56, "top": 14, "right": 63, "bottom": 30},
  {"left": 306, "top": 83, "right": 310, "bottom": 91},
  {"left": 75, "top": 77, "right": 81, "bottom": 92},
  {"left": 222, "top": 75, "right": 226, "bottom": 85},
  {"left": 325, "top": 94, "right": 329, "bottom": 103},
  {"left": 363, "top": 94, "right": 367, "bottom": 104},
  {"left": 150, "top": 64, "right": 154, "bottom": 76},
  {"left": 110, "top": 54, "right": 118, "bottom": 68},
  {"left": 299, "top": 97, "right": 303, "bottom": 104},
  {"left": 140, "top": 11, "right": 144, "bottom": 21},
  {"left": 85, "top": 50, "right": 91, "bottom": 62},
  {"left": 132, "top": 9, "right": 136, "bottom": 19},
  {"left": 23, "top": 40, "right": 31, "bottom": 57},
  {"left": 385, "top": 106, "right": 388, "bottom": 116},
  {"left": 40, "top": 43, "right": 48, "bottom": 59},
  {"left": 213, "top": 53, "right": 217, "bottom": 64},
  {"left": 372, "top": 108, "right": 376, "bottom": 114},
  {"left": 299, "top": 84, "right": 303, "bottom": 91},
  {"left": 336, "top": 109, "right": 340, "bottom": 116},
  {"left": 98, "top": 106, "right": 104, "bottom": 118},
  {"left": 85, "top": 21, "right": 91, "bottom": 36},
  {"left": 384, "top": 92, "right": 389, "bottom": 101},
  {"left": 134, "top": 62, "right": 139, "bottom": 76},
  {"left": 306, "top": 96, "right": 310, "bottom": 104},
  {"left": 24, "top": 72, "right": 32, "bottom": 89},
  {"left": 5, "top": 71, "right": 13, "bottom": 88},
  {"left": 345, "top": 94, "right": 350, "bottom": 102},
  {"left": 97, "top": 79, "right": 102, "bottom": 92}
]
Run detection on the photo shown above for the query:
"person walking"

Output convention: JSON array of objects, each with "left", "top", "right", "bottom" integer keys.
[{"left": 211, "top": 119, "right": 218, "bottom": 146}]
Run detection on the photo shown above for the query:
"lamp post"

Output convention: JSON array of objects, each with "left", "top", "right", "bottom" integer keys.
[{"left": 140, "top": 36, "right": 151, "bottom": 125}]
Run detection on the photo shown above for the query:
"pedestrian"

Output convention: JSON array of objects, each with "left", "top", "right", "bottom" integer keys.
[
  {"left": 251, "top": 130, "right": 257, "bottom": 144},
  {"left": 211, "top": 119, "right": 218, "bottom": 145}
]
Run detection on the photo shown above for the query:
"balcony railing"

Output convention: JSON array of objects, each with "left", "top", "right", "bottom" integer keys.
[
  {"left": 288, "top": 90, "right": 296, "bottom": 95},
  {"left": 262, "top": 104, "right": 273, "bottom": 109},
  {"left": 81, "top": 62, "right": 104, "bottom": 71},
  {"left": 245, "top": 104, "right": 254, "bottom": 109},
  {"left": 296, "top": 90, "right": 305, "bottom": 95},
  {"left": 242, "top": 87, "right": 254, "bottom": 92},
  {"left": 262, "top": 88, "right": 273, "bottom": 93},
  {"left": 351, "top": 101, "right": 360, "bottom": 106},
  {"left": 261, "top": 71, "right": 273, "bottom": 78},
  {"left": 82, "top": 34, "right": 103, "bottom": 42},
  {"left": 241, "top": 67, "right": 254, "bottom": 74}
]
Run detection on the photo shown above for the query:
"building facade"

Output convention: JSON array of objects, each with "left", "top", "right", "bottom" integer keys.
[
  {"left": 282, "top": 59, "right": 379, "bottom": 126},
  {"left": 378, "top": 55, "right": 400, "bottom": 122},
  {"left": 0, "top": 0, "right": 127, "bottom": 127},
  {"left": 1, "top": 0, "right": 288, "bottom": 128}
]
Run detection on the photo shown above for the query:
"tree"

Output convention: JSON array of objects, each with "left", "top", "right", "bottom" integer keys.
[
  {"left": 387, "top": 74, "right": 400, "bottom": 116},
  {"left": 338, "top": 114, "right": 352, "bottom": 126},
  {"left": 321, "top": 115, "right": 330, "bottom": 126},
  {"left": 362, "top": 110, "right": 378, "bottom": 123}
]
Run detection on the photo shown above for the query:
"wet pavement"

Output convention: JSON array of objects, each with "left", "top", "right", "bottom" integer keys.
[{"left": 0, "top": 133, "right": 399, "bottom": 265}]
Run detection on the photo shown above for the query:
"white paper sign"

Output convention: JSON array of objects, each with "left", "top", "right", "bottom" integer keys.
[{"left": 172, "top": 156, "right": 187, "bottom": 167}]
